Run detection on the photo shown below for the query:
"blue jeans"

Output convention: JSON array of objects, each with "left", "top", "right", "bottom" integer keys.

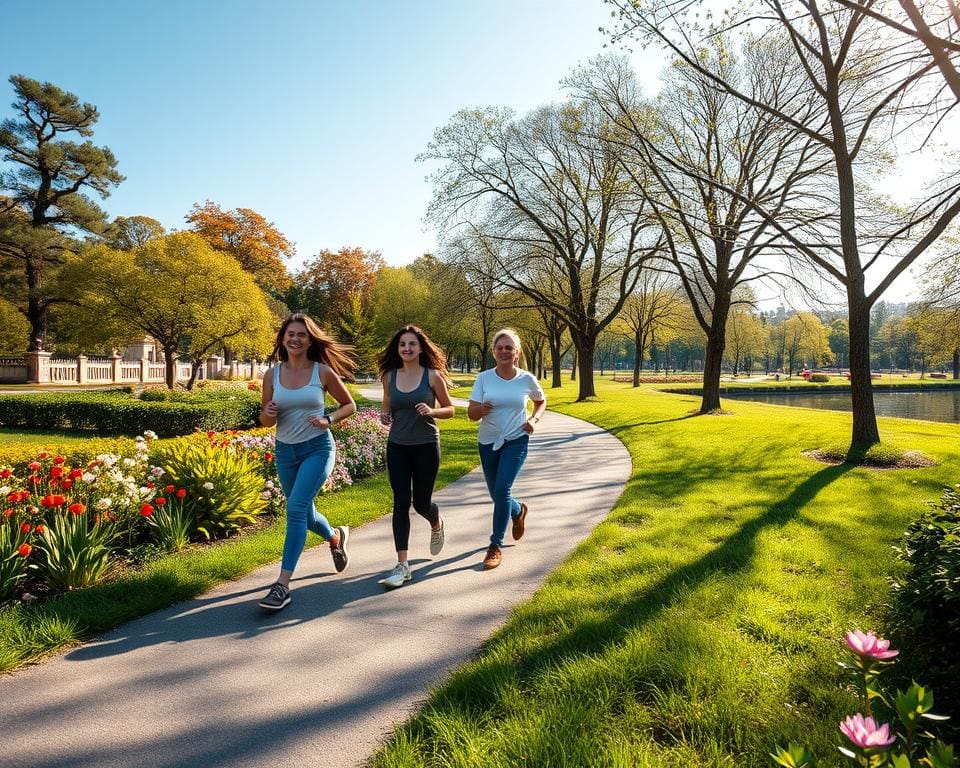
[
  {"left": 274, "top": 432, "right": 336, "bottom": 571},
  {"left": 478, "top": 435, "right": 529, "bottom": 547}
]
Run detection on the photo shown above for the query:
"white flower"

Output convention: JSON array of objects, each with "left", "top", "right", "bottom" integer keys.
[
  {"left": 135, "top": 435, "right": 145, "bottom": 443},
  {"left": 143, "top": 430, "right": 158, "bottom": 440},
  {"left": 203, "top": 482, "right": 215, "bottom": 491},
  {"left": 82, "top": 473, "right": 96, "bottom": 484},
  {"left": 150, "top": 466, "right": 166, "bottom": 478},
  {"left": 260, "top": 491, "right": 272, "bottom": 500},
  {"left": 96, "top": 497, "right": 113, "bottom": 510},
  {"left": 0, "top": 486, "right": 9, "bottom": 497},
  {"left": 122, "top": 458, "right": 136, "bottom": 468}
]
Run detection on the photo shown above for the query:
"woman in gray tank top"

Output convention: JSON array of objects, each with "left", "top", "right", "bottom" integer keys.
[
  {"left": 256, "top": 313, "right": 357, "bottom": 611},
  {"left": 376, "top": 325, "right": 455, "bottom": 589}
]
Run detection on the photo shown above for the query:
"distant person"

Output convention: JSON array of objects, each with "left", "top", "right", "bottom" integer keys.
[
  {"left": 468, "top": 329, "right": 546, "bottom": 570},
  {"left": 377, "top": 325, "right": 455, "bottom": 589},
  {"left": 257, "top": 312, "right": 357, "bottom": 610}
]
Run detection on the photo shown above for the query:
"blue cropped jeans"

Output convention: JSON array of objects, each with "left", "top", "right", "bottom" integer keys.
[
  {"left": 478, "top": 434, "right": 529, "bottom": 547},
  {"left": 274, "top": 432, "right": 336, "bottom": 572}
]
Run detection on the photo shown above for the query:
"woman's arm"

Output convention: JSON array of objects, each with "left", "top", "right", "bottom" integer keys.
[
  {"left": 420, "top": 370, "right": 455, "bottom": 419},
  {"left": 312, "top": 365, "right": 357, "bottom": 428},
  {"left": 523, "top": 398, "right": 546, "bottom": 433},
  {"left": 467, "top": 400, "right": 492, "bottom": 421},
  {"left": 380, "top": 375, "right": 393, "bottom": 425},
  {"left": 260, "top": 368, "right": 278, "bottom": 427}
]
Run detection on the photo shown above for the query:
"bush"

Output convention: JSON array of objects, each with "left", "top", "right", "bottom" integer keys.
[
  {"left": 34, "top": 505, "right": 115, "bottom": 591},
  {"left": 0, "top": 511, "right": 32, "bottom": 602},
  {"left": 334, "top": 409, "right": 389, "bottom": 480},
  {"left": 809, "top": 373, "right": 830, "bottom": 382},
  {"left": 153, "top": 441, "right": 268, "bottom": 540},
  {"left": 890, "top": 485, "right": 960, "bottom": 725},
  {"left": 0, "top": 391, "right": 260, "bottom": 437}
]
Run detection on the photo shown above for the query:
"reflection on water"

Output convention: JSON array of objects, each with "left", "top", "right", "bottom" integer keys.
[{"left": 723, "top": 389, "right": 960, "bottom": 424}]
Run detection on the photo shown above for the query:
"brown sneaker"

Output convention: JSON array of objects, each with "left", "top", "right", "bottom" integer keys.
[
  {"left": 482, "top": 544, "right": 502, "bottom": 570},
  {"left": 512, "top": 502, "right": 528, "bottom": 541}
]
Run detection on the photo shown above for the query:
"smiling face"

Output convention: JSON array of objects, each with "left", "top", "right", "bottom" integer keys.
[
  {"left": 398, "top": 331, "right": 422, "bottom": 363},
  {"left": 282, "top": 321, "right": 310, "bottom": 356},
  {"left": 493, "top": 334, "right": 520, "bottom": 367}
]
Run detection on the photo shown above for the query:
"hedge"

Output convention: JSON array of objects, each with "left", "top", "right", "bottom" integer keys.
[{"left": 0, "top": 392, "right": 261, "bottom": 438}]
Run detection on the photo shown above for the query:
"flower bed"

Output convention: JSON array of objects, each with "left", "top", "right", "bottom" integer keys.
[{"left": 0, "top": 409, "right": 389, "bottom": 603}]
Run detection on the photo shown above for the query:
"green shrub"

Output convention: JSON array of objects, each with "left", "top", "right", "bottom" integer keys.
[
  {"left": 891, "top": 485, "right": 960, "bottom": 723},
  {"left": 143, "top": 494, "right": 192, "bottom": 552},
  {"left": 34, "top": 505, "right": 115, "bottom": 591},
  {"left": 0, "top": 392, "right": 260, "bottom": 437},
  {"left": 809, "top": 373, "right": 830, "bottom": 382},
  {"left": 154, "top": 441, "right": 267, "bottom": 539}
]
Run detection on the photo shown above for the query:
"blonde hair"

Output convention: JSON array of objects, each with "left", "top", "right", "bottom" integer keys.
[{"left": 492, "top": 328, "right": 524, "bottom": 366}]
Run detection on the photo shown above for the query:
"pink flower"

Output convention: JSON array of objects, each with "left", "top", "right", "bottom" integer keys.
[
  {"left": 840, "top": 714, "right": 896, "bottom": 750},
  {"left": 845, "top": 630, "right": 899, "bottom": 660}
]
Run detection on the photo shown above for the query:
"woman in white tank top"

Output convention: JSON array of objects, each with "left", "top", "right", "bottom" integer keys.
[{"left": 256, "top": 313, "right": 357, "bottom": 611}]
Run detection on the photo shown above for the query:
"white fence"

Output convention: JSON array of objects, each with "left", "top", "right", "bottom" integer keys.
[{"left": 0, "top": 353, "right": 263, "bottom": 386}]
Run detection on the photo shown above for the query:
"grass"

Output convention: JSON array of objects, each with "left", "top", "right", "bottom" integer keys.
[
  {"left": 372, "top": 377, "right": 959, "bottom": 768},
  {"left": 0, "top": 412, "right": 479, "bottom": 672}
]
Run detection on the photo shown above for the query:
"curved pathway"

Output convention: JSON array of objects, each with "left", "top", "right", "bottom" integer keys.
[{"left": 0, "top": 407, "right": 630, "bottom": 768}]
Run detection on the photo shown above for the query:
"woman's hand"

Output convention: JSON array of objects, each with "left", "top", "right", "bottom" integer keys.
[
  {"left": 380, "top": 411, "right": 392, "bottom": 426},
  {"left": 523, "top": 418, "right": 536, "bottom": 434},
  {"left": 262, "top": 400, "right": 279, "bottom": 419},
  {"left": 308, "top": 414, "right": 331, "bottom": 430},
  {"left": 414, "top": 403, "right": 434, "bottom": 418}
]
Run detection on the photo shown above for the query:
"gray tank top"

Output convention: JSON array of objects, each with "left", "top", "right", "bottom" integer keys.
[
  {"left": 273, "top": 362, "right": 326, "bottom": 444},
  {"left": 388, "top": 367, "right": 439, "bottom": 445}
]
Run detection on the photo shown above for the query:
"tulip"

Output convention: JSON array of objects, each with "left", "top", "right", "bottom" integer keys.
[
  {"left": 68, "top": 502, "right": 86, "bottom": 516},
  {"left": 53, "top": 456, "right": 65, "bottom": 465},
  {"left": 61, "top": 480, "right": 74, "bottom": 490},
  {"left": 0, "top": 469, "right": 11, "bottom": 478},
  {"left": 140, "top": 503, "right": 154, "bottom": 517},
  {"left": 69, "top": 469, "right": 83, "bottom": 479},
  {"left": 37, "top": 451, "right": 48, "bottom": 460},
  {"left": 35, "top": 524, "right": 45, "bottom": 533},
  {"left": 155, "top": 497, "right": 167, "bottom": 506},
  {"left": 176, "top": 489, "right": 187, "bottom": 499},
  {"left": 845, "top": 630, "right": 899, "bottom": 660},
  {"left": 165, "top": 484, "right": 175, "bottom": 494},
  {"left": 18, "top": 544, "right": 31, "bottom": 557},
  {"left": 19, "top": 522, "right": 31, "bottom": 533},
  {"left": 840, "top": 714, "right": 896, "bottom": 750}
]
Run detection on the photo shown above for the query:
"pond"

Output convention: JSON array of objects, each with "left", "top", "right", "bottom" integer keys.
[{"left": 722, "top": 388, "right": 960, "bottom": 424}]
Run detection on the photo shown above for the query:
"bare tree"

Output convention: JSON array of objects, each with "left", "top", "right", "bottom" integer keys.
[
  {"left": 421, "top": 100, "right": 662, "bottom": 400},
  {"left": 616, "top": 270, "right": 686, "bottom": 385},
  {"left": 607, "top": 0, "right": 960, "bottom": 451}
]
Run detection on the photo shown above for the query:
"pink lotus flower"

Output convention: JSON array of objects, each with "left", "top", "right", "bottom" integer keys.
[
  {"left": 845, "top": 630, "right": 899, "bottom": 660},
  {"left": 840, "top": 714, "right": 896, "bottom": 750}
]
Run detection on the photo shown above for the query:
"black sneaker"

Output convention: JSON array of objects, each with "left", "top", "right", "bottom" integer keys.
[
  {"left": 259, "top": 582, "right": 290, "bottom": 611},
  {"left": 331, "top": 525, "right": 350, "bottom": 572}
]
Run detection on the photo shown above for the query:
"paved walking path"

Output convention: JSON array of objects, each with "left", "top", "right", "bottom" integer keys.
[{"left": 0, "top": 407, "right": 630, "bottom": 768}]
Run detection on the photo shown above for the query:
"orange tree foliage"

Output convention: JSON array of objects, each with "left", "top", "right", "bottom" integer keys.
[
  {"left": 287, "top": 247, "right": 385, "bottom": 328},
  {"left": 185, "top": 201, "right": 294, "bottom": 297}
]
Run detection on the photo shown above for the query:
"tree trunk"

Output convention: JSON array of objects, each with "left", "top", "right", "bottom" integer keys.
[
  {"left": 187, "top": 361, "right": 202, "bottom": 390},
  {"left": 700, "top": 325, "right": 725, "bottom": 413},
  {"left": 164, "top": 346, "right": 177, "bottom": 389},
  {"left": 847, "top": 297, "right": 881, "bottom": 451},
  {"left": 575, "top": 335, "right": 596, "bottom": 400},
  {"left": 953, "top": 348, "right": 959, "bottom": 380},
  {"left": 570, "top": 350, "right": 577, "bottom": 381},
  {"left": 26, "top": 256, "right": 46, "bottom": 352}
]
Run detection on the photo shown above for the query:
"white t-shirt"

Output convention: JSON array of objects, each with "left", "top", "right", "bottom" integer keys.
[{"left": 470, "top": 368, "right": 546, "bottom": 450}]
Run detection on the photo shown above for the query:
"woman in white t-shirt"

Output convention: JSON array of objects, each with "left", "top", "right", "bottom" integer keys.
[{"left": 467, "top": 329, "right": 546, "bottom": 570}]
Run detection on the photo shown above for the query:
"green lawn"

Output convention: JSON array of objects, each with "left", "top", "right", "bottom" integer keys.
[
  {"left": 0, "top": 413, "right": 479, "bottom": 672},
  {"left": 373, "top": 377, "right": 959, "bottom": 768}
]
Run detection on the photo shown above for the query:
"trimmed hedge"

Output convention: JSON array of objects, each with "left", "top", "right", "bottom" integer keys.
[{"left": 0, "top": 391, "right": 260, "bottom": 438}]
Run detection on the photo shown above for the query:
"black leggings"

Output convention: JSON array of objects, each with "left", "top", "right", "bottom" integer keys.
[{"left": 387, "top": 441, "right": 441, "bottom": 551}]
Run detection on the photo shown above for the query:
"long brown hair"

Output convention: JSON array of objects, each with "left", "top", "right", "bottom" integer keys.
[
  {"left": 272, "top": 312, "right": 356, "bottom": 378},
  {"left": 377, "top": 324, "right": 449, "bottom": 382}
]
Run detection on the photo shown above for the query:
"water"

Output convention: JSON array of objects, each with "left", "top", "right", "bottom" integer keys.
[{"left": 722, "top": 388, "right": 960, "bottom": 424}]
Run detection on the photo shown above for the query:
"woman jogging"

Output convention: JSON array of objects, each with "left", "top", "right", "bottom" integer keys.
[
  {"left": 467, "top": 328, "right": 546, "bottom": 570},
  {"left": 377, "top": 325, "right": 455, "bottom": 588},
  {"left": 257, "top": 312, "right": 357, "bottom": 610}
]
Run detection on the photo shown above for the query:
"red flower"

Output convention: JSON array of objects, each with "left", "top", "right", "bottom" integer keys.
[
  {"left": 165, "top": 484, "right": 175, "bottom": 494},
  {"left": 35, "top": 524, "right": 45, "bottom": 533},
  {"left": 3, "top": 508, "right": 14, "bottom": 518},
  {"left": 140, "top": 503, "right": 154, "bottom": 517},
  {"left": 40, "top": 495, "right": 56, "bottom": 508},
  {"left": 28, "top": 475, "right": 41, "bottom": 485},
  {"left": 61, "top": 479, "right": 74, "bottom": 490},
  {"left": 28, "top": 461, "right": 41, "bottom": 471},
  {"left": 0, "top": 469, "right": 11, "bottom": 478},
  {"left": 27, "top": 506, "right": 38, "bottom": 515},
  {"left": 147, "top": 481, "right": 156, "bottom": 490},
  {"left": 18, "top": 544, "right": 31, "bottom": 557},
  {"left": 50, "top": 466, "right": 64, "bottom": 478},
  {"left": 69, "top": 468, "right": 83, "bottom": 479},
  {"left": 68, "top": 502, "right": 86, "bottom": 516},
  {"left": 53, "top": 456, "right": 66, "bottom": 465},
  {"left": 175, "top": 488, "right": 187, "bottom": 499},
  {"left": 19, "top": 522, "right": 31, "bottom": 533},
  {"left": 264, "top": 452, "right": 273, "bottom": 462},
  {"left": 155, "top": 497, "right": 167, "bottom": 506},
  {"left": 37, "top": 451, "right": 49, "bottom": 460},
  {"left": 206, "top": 431, "right": 216, "bottom": 439}
]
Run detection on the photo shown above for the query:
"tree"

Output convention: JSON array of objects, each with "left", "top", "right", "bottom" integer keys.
[
  {"left": 0, "top": 297, "right": 29, "bottom": 355},
  {"left": 608, "top": 0, "right": 960, "bottom": 452},
  {"left": 288, "top": 246, "right": 384, "bottom": 328},
  {"left": 615, "top": 270, "right": 685, "bottom": 385},
  {"left": 725, "top": 307, "right": 767, "bottom": 375},
  {"left": 577, "top": 49, "right": 828, "bottom": 413},
  {"left": 0, "top": 75, "right": 124, "bottom": 351},
  {"left": 422, "top": 101, "right": 661, "bottom": 400},
  {"left": 782, "top": 312, "right": 834, "bottom": 376},
  {"left": 371, "top": 266, "right": 432, "bottom": 342},
  {"left": 107, "top": 215, "right": 164, "bottom": 250},
  {"left": 186, "top": 201, "right": 295, "bottom": 297},
  {"left": 336, "top": 292, "right": 378, "bottom": 374},
  {"left": 61, "top": 232, "right": 273, "bottom": 388},
  {"left": 828, "top": 318, "right": 850, "bottom": 369}
]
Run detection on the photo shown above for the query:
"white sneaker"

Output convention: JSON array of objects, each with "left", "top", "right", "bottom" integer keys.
[
  {"left": 380, "top": 562, "right": 412, "bottom": 589},
  {"left": 429, "top": 515, "right": 445, "bottom": 556}
]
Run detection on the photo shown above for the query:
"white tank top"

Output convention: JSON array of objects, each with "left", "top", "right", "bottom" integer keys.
[{"left": 272, "top": 362, "right": 326, "bottom": 444}]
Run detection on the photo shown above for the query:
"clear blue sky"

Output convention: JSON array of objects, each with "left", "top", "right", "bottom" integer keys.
[{"left": 0, "top": 0, "right": 663, "bottom": 271}]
